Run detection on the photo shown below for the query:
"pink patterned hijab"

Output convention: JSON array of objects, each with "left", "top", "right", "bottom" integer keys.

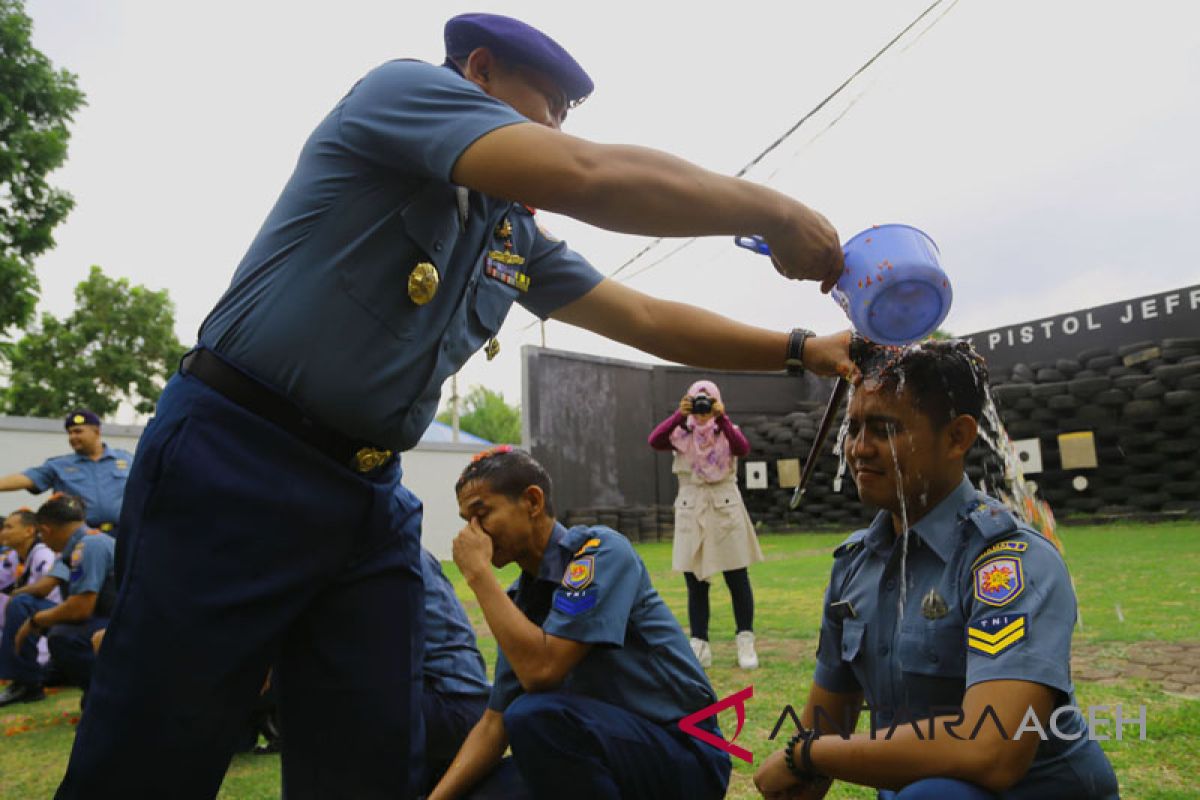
[{"left": 670, "top": 380, "right": 733, "bottom": 482}]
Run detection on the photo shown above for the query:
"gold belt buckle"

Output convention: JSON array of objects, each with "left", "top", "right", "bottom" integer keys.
[{"left": 353, "top": 447, "right": 393, "bottom": 473}]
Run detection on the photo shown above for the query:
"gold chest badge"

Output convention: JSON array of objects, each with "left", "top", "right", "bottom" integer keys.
[{"left": 408, "top": 262, "right": 439, "bottom": 305}]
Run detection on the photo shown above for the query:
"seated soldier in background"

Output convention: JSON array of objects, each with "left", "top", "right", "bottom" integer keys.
[
  {"left": 0, "top": 509, "right": 62, "bottom": 670},
  {"left": 431, "top": 447, "right": 731, "bottom": 800},
  {"left": 752, "top": 340, "right": 1118, "bottom": 800},
  {"left": 420, "top": 545, "right": 492, "bottom": 793},
  {"left": 0, "top": 495, "right": 116, "bottom": 707}
]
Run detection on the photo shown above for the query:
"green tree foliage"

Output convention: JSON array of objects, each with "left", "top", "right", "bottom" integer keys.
[
  {"left": 0, "top": 0, "right": 87, "bottom": 340},
  {"left": 437, "top": 385, "right": 522, "bottom": 444},
  {"left": 3, "top": 266, "right": 186, "bottom": 417}
]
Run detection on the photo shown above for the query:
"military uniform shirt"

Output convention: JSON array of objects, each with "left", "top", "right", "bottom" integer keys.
[
  {"left": 813, "top": 476, "right": 1108, "bottom": 792},
  {"left": 23, "top": 445, "right": 133, "bottom": 528},
  {"left": 421, "top": 547, "right": 490, "bottom": 697},
  {"left": 488, "top": 523, "right": 718, "bottom": 727},
  {"left": 49, "top": 527, "right": 117, "bottom": 603},
  {"left": 199, "top": 59, "right": 604, "bottom": 451}
]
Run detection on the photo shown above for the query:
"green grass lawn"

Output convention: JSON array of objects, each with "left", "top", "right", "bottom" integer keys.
[{"left": 2, "top": 522, "right": 1197, "bottom": 798}]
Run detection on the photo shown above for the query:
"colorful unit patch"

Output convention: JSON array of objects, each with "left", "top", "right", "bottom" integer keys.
[
  {"left": 973, "top": 556, "right": 1024, "bottom": 607},
  {"left": 70, "top": 543, "right": 85, "bottom": 568},
  {"left": 967, "top": 612, "right": 1027, "bottom": 657},
  {"left": 553, "top": 589, "right": 598, "bottom": 616},
  {"left": 972, "top": 540, "right": 1028, "bottom": 567},
  {"left": 484, "top": 251, "right": 531, "bottom": 292},
  {"left": 573, "top": 538, "right": 601, "bottom": 558},
  {"left": 562, "top": 556, "right": 595, "bottom": 590}
]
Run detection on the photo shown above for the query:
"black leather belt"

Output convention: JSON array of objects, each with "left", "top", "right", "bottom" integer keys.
[{"left": 180, "top": 349, "right": 394, "bottom": 474}]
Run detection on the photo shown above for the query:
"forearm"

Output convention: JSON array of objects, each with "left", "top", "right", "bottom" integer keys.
[
  {"left": 455, "top": 126, "right": 801, "bottom": 240},
  {"left": 465, "top": 571, "right": 557, "bottom": 689},
  {"left": 715, "top": 416, "right": 750, "bottom": 456},
  {"left": 648, "top": 411, "right": 685, "bottom": 450},
  {"left": 429, "top": 712, "right": 509, "bottom": 800},
  {"left": 0, "top": 472, "right": 35, "bottom": 491},
  {"left": 33, "top": 595, "right": 96, "bottom": 628},
  {"left": 13, "top": 576, "right": 59, "bottom": 598}
]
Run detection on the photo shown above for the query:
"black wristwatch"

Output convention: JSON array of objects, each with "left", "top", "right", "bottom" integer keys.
[
  {"left": 784, "top": 728, "right": 821, "bottom": 781},
  {"left": 786, "top": 328, "right": 815, "bottom": 376}
]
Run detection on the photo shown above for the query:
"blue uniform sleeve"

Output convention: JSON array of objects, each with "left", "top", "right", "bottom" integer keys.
[
  {"left": 517, "top": 216, "right": 604, "bottom": 319},
  {"left": 69, "top": 537, "right": 113, "bottom": 596},
  {"left": 22, "top": 459, "right": 58, "bottom": 493},
  {"left": 542, "top": 533, "right": 641, "bottom": 647},
  {"left": 49, "top": 554, "right": 70, "bottom": 584},
  {"left": 964, "top": 536, "right": 1075, "bottom": 695},
  {"left": 813, "top": 579, "right": 862, "bottom": 693},
  {"left": 338, "top": 60, "right": 528, "bottom": 180},
  {"left": 487, "top": 649, "right": 524, "bottom": 713}
]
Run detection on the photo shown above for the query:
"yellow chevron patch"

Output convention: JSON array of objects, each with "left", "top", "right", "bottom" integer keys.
[{"left": 967, "top": 613, "right": 1027, "bottom": 658}]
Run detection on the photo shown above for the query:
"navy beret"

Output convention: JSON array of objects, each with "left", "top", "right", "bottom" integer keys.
[
  {"left": 65, "top": 409, "right": 101, "bottom": 428},
  {"left": 444, "top": 13, "right": 593, "bottom": 103}
]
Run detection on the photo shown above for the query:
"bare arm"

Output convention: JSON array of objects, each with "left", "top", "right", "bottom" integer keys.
[
  {"left": 755, "top": 683, "right": 862, "bottom": 799},
  {"left": 758, "top": 680, "right": 1055, "bottom": 797},
  {"left": 552, "top": 279, "right": 859, "bottom": 380},
  {"left": 12, "top": 574, "right": 61, "bottom": 599},
  {"left": 428, "top": 709, "right": 510, "bottom": 800},
  {"left": 452, "top": 123, "right": 842, "bottom": 289},
  {"left": 0, "top": 473, "right": 35, "bottom": 491},
  {"left": 34, "top": 592, "right": 98, "bottom": 627}
]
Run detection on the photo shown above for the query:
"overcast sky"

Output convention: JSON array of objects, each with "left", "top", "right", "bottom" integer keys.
[{"left": 23, "top": 0, "right": 1200, "bottom": 421}]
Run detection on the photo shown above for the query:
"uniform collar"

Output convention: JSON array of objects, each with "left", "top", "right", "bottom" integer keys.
[
  {"left": 62, "top": 524, "right": 91, "bottom": 554},
  {"left": 71, "top": 443, "right": 112, "bottom": 462},
  {"left": 863, "top": 475, "right": 977, "bottom": 562},
  {"left": 534, "top": 521, "right": 571, "bottom": 584},
  {"left": 910, "top": 476, "right": 978, "bottom": 562}
]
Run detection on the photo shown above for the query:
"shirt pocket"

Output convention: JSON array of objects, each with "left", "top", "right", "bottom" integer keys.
[
  {"left": 841, "top": 619, "right": 866, "bottom": 662},
  {"left": 470, "top": 274, "right": 519, "bottom": 336},
  {"left": 897, "top": 622, "right": 967, "bottom": 709}
]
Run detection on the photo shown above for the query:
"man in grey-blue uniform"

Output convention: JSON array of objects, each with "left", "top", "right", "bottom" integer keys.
[
  {"left": 0, "top": 410, "right": 132, "bottom": 535},
  {"left": 753, "top": 341, "right": 1119, "bottom": 800},
  {"left": 57, "top": 12, "right": 855, "bottom": 800},
  {"left": 434, "top": 447, "right": 731, "bottom": 800},
  {"left": 420, "top": 546, "right": 491, "bottom": 794}
]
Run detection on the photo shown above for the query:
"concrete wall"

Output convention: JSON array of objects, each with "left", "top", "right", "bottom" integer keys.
[{"left": 0, "top": 416, "right": 479, "bottom": 561}]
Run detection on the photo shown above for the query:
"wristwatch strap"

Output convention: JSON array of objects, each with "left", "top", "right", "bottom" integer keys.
[{"left": 786, "top": 328, "right": 814, "bottom": 376}]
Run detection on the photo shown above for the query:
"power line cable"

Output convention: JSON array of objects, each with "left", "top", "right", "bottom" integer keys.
[{"left": 607, "top": 0, "right": 951, "bottom": 281}]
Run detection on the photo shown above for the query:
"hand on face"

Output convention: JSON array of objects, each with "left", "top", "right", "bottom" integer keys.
[{"left": 452, "top": 518, "right": 495, "bottom": 583}]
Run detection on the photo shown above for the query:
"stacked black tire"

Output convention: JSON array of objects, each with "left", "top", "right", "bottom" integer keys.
[
  {"left": 560, "top": 505, "right": 673, "bottom": 542},
  {"left": 982, "top": 337, "right": 1200, "bottom": 519}
]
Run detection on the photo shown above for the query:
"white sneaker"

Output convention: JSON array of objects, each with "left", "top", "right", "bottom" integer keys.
[
  {"left": 690, "top": 637, "right": 713, "bottom": 668},
  {"left": 736, "top": 631, "right": 759, "bottom": 670}
]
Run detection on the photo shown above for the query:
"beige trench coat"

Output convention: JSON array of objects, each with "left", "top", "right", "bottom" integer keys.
[{"left": 671, "top": 452, "right": 763, "bottom": 581}]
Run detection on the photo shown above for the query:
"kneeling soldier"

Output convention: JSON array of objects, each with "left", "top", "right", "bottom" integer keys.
[{"left": 430, "top": 447, "right": 732, "bottom": 800}]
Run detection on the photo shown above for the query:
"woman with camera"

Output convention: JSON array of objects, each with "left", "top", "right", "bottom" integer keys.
[{"left": 648, "top": 380, "right": 763, "bottom": 670}]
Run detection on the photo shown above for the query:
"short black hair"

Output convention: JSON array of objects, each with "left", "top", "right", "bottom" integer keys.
[
  {"left": 35, "top": 493, "right": 87, "bottom": 526},
  {"left": 455, "top": 446, "right": 556, "bottom": 517},
  {"left": 6, "top": 509, "right": 38, "bottom": 528},
  {"left": 854, "top": 337, "right": 990, "bottom": 427}
]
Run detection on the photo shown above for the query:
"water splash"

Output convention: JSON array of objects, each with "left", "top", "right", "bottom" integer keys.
[
  {"left": 831, "top": 387, "right": 854, "bottom": 494},
  {"left": 886, "top": 422, "right": 910, "bottom": 619}
]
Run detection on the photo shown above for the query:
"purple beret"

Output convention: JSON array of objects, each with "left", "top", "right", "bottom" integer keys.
[
  {"left": 444, "top": 13, "right": 593, "bottom": 103},
  {"left": 64, "top": 409, "right": 101, "bottom": 429}
]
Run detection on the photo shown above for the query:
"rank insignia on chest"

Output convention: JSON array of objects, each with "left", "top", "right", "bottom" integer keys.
[
  {"left": 485, "top": 251, "right": 531, "bottom": 292},
  {"left": 973, "top": 556, "right": 1024, "bottom": 607},
  {"left": 407, "top": 262, "right": 439, "bottom": 305},
  {"left": 562, "top": 555, "right": 595, "bottom": 590},
  {"left": 967, "top": 612, "right": 1027, "bottom": 657},
  {"left": 921, "top": 588, "right": 949, "bottom": 620},
  {"left": 495, "top": 218, "right": 513, "bottom": 240},
  {"left": 115, "top": 459, "right": 128, "bottom": 470}
]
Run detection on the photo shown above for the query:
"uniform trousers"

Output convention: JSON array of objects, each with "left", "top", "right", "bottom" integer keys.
[
  {"left": 467, "top": 692, "right": 731, "bottom": 800},
  {"left": 0, "top": 594, "right": 55, "bottom": 683},
  {"left": 55, "top": 370, "right": 425, "bottom": 800},
  {"left": 47, "top": 617, "right": 109, "bottom": 691}
]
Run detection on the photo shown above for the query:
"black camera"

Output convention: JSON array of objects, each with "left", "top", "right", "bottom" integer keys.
[{"left": 690, "top": 394, "right": 714, "bottom": 415}]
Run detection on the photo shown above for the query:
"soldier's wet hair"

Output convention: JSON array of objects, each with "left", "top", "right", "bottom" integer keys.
[
  {"left": 35, "top": 493, "right": 87, "bottom": 526},
  {"left": 456, "top": 446, "right": 556, "bottom": 517},
  {"left": 853, "top": 337, "right": 990, "bottom": 427}
]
